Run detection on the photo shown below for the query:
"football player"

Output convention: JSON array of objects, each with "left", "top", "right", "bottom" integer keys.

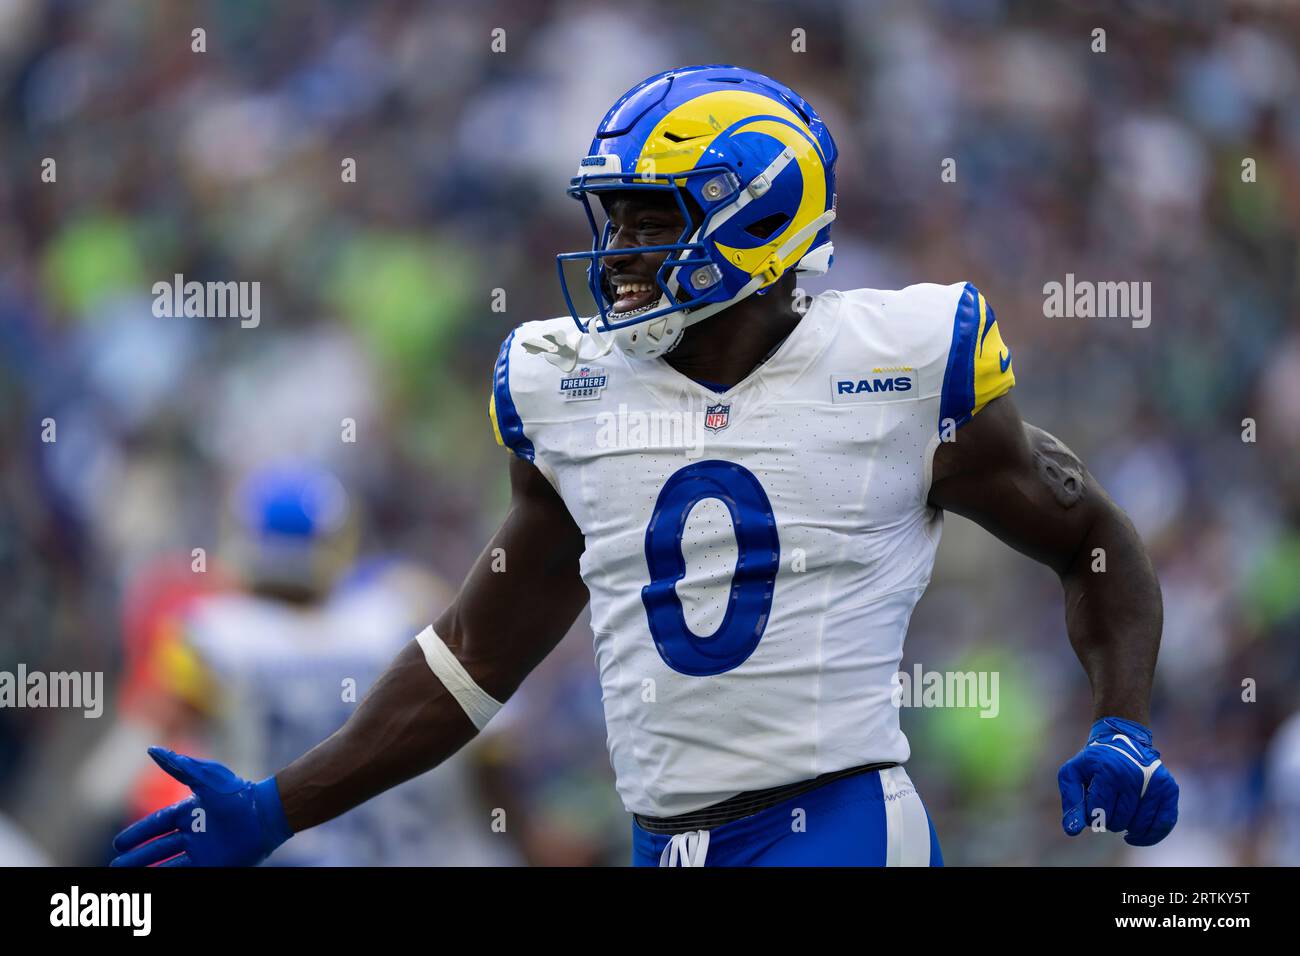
[
  {"left": 113, "top": 65, "right": 1178, "bottom": 867},
  {"left": 113, "top": 464, "right": 516, "bottom": 865}
]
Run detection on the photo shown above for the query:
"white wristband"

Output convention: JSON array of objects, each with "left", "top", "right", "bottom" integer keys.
[{"left": 414, "top": 625, "right": 504, "bottom": 731}]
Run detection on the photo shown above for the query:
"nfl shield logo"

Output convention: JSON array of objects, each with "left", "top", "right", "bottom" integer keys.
[{"left": 704, "top": 403, "right": 731, "bottom": 432}]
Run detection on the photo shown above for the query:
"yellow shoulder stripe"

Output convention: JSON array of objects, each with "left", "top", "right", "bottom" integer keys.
[
  {"left": 488, "top": 392, "right": 504, "bottom": 447},
  {"left": 972, "top": 292, "right": 1015, "bottom": 417}
]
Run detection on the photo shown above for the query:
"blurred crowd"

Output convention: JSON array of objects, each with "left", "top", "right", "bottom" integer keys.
[{"left": 0, "top": 0, "right": 1297, "bottom": 865}]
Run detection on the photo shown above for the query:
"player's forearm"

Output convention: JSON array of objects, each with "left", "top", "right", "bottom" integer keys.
[
  {"left": 275, "top": 639, "right": 478, "bottom": 832},
  {"left": 1059, "top": 501, "right": 1163, "bottom": 725}
]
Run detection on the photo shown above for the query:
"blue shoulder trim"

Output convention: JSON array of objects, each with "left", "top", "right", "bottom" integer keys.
[
  {"left": 938, "top": 283, "right": 980, "bottom": 431},
  {"left": 492, "top": 329, "right": 535, "bottom": 462}
]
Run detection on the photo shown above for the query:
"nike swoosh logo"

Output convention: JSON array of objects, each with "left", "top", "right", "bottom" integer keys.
[
  {"left": 978, "top": 298, "right": 996, "bottom": 354},
  {"left": 1110, "top": 733, "right": 1144, "bottom": 759},
  {"left": 1091, "top": 737, "right": 1161, "bottom": 798},
  {"left": 999, "top": 350, "right": 1011, "bottom": 373}
]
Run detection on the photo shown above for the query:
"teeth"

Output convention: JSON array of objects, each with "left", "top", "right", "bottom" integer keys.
[
  {"left": 615, "top": 281, "right": 654, "bottom": 295},
  {"left": 613, "top": 300, "right": 659, "bottom": 316}
]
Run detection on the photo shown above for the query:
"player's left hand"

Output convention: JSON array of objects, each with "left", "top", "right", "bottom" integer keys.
[
  {"left": 1057, "top": 716, "right": 1179, "bottom": 846},
  {"left": 110, "top": 747, "right": 293, "bottom": 866}
]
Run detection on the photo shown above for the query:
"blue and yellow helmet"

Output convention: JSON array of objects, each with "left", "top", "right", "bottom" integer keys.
[{"left": 555, "top": 64, "right": 838, "bottom": 359}]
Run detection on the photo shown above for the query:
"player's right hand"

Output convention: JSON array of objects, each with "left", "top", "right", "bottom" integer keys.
[{"left": 111, "top": 747, "right": 293, "bottom": 867}]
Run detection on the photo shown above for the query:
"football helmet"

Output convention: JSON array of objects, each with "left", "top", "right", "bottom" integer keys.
[
  {"left": 542, "top": 64, "right": 838, "bottom": 368},
  {"left": 226, "top": 463, "right": 357, "bottom": 600}
]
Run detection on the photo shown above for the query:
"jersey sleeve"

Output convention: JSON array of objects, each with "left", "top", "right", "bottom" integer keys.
[
  {"left": 487, "top": 320, "right": 576, "bottom": 492},
  {"left": 488, "top": 327, "right": 537, "bottom": 462},
  {"left": 938, "top": 282, "right": 1015, "bottom": 430}
]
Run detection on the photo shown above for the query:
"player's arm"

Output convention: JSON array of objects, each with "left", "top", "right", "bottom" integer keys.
[
  {"left": 277, "top": 456, "right": 587, "bottom": 831},
  {"left": 112, "top": 456, "right": 587, "bottom": 866},
  {"left": 928, "top": 394, "right": 1178, "bottom": 844},
  {"left": 929, "top": 395, "right": 1160, "bottom": 722}
]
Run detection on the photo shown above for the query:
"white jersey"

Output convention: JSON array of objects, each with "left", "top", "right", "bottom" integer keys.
[
  {"left": 490, "top": 282, "right": 1016, "bottom": 817},
  {"left": 184, "top": 565, "right": 517, "bottom": 866}
]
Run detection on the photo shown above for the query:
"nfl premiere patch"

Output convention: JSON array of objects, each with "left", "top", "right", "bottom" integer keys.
[
  {"left": 704, "top": 403, "right": 731, "bottom": 432},
  {"left": 830, "top": 368, "right": 919, "bottom": 404},
  {"left": 559, "top": 366, "right": 608, "bottom": 402}
]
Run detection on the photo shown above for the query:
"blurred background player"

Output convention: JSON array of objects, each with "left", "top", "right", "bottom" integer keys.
[
  {"left": 85, "top": 463, "right": 519, "bottom": 866},
  {"left": 1260, "top": 706, "right": 1300, "bottom": 866}
]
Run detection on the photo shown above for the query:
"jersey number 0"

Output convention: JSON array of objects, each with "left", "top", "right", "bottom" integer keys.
[{"left": 641, "top": 460, "right": 780, "bottom": 677}]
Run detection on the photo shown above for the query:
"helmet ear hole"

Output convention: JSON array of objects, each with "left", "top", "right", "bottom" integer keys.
[{"left": 744, "top": 212, "right": 790, "bottom": 240}]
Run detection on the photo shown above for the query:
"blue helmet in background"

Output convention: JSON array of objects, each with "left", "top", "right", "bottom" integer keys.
[
  {"left": 553, "top": 64, "right": 838, "bottom": 363},
  {"left": 229, "top": 463, "right": 357, "bottom": 600}
]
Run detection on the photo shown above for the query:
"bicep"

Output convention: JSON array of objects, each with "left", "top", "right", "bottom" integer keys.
[
  {"left": 927, "top": 395, "right": 1109, "bottom": 575},
  {"left": 433, "top": 455, "right": 588, "bottom": 700}
]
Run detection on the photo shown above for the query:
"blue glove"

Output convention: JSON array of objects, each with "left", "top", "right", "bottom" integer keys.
[
  {"left": 1058, "top": 717, "right": 1179, "bottom": 846},
  {"left": 111, "top": 747, "right": 293, "bottom": 867}
]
